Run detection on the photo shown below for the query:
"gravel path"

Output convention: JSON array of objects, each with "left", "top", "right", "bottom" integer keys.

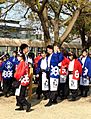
[{"left": 0, "top": 95, "right": 91, "bottom": 119}]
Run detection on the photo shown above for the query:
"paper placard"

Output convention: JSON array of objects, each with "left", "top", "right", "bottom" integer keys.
[
  {"left": 80, "top": 77, "right": 89, "bottom": 86},
  {"left": 42, "top": 72, "right": 49, "bottom": 91},
  {"left": 69, "top": 74, "right": 78, "bottom": 90},
  {"left": 50, "top": 78, "right": 59, "bottom": 91},
  {"left": 15, "top": 85, "right": 21, "bottom": 96},
  {"left": 60, "top": 75, "right": 66, "bottom": 83}
]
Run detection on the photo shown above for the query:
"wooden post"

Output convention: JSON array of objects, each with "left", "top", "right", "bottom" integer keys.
[{"left": 28, "top": 67, "right": 33, "bottom": 100}]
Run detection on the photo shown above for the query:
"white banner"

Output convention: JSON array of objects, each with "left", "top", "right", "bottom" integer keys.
[
  {"left": 69, "top": 74, "right": 78, "bottom": 90},
  {"left": 42, "top": 72, "right": 49, "bottom": 91},
  {"left": 15, "top": 85, "right": 21, "bottom": 96},
  {"left": 50, "top": 78, "right": 59, "bottom": 91},
  {"left": 60, "top": 75, "right": 66, "bottom": 83},
  {"left": 80, "top": 76, "right": 89, "bottom": 86}
]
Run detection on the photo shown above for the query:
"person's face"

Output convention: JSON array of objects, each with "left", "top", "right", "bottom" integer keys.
[
  {"left": 41, "top": 52, "right": 46, "bottom": 58},
  {"left": 82, "top": 51, "right": 87, "bottom": 57},
  {"left": 89, "top": 54, "right": 91, "bottom": 57},
  {"left": 38, "top": 53, "right": 41, "bottom": 56},
  {"left": 47, "top": 48, "right": 53, "bottom": 55},
  {"left": 17, "top": 56, "right": 22, "bottom": 61},
  {"left": 54, "top": 45, "right": 59, "bottom": 53},
  {"left": 69, "top": 55, "right": 73, "bottom": 61},
  {"left": 23, "top": 47, "right": 28, "bottom": 54},
  {"left": 13, "top": 52, "right": 16, "bottom": 57},
  {"left": 0, "top": 59, "right": 2, "bottom": 62}
]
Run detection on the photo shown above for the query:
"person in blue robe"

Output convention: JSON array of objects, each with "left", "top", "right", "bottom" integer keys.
[
  {"left": 45, "top": 43, "right": 64, "bottom": 107},
  {"left": 36, "top": 50, "right": 49, "bottom": 100},
  {"left": 0, "top": 55, "right": 15, "bottom": 97},
  {"left": 80, "top": 49, "right": 91, "bottom": 97}
]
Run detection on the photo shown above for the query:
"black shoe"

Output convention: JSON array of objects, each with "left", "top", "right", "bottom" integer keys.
[
  {"left": 82, "top": 94, "right": 87, "bottom": 97},
  {"left": 5, "top": 94, "right": 9, "bottom": 97},
  {"left": 26, "top": 103, "right": 31, "bottom": 112},
  {"left": 15, "top": 107, "right": 24, "bottom": 111},
  {"left": 37, "top": 95, "right": 40, "bottom": 100},
  {"left": 68, "top": 97, "right": 76, "bottom": 101},
  {"left": 43, "top": 97, "right": 47, "bottom": 100},
  {"left": 45, "top": 100, "right": 52, "bottom": 107},
  {"left": 52, "top": 100, "right": 57, "bottom": 104}
]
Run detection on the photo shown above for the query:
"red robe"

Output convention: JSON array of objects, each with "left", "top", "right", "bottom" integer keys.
[
  {"left": 34, "top": 55, "right": 42, "bottom": 69},
  {"left": 69, "top": 59, "right": 82, "bottom": 80},
  {"left": 60, "top": 57, "right": 70, "bottom": 75},
  {"left": 14, "top": 60, "right": 29, "bottom": 86}
]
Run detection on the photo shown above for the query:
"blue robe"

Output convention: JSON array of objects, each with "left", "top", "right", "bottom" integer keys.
[
  {"left": 82, "top": 56, "right": 91, "bottom": 78},
  {"left": 50, "top": 52, "right": 64, "bottom": 79},
  {"left": 36, "top": 58, "right": 47, "bottom": 74},
  {"left": 9, "top": 56, "right": 19, "bottom": 66},
  {"left": 0, "top": 59, "right": 15, "bottom": 80}
]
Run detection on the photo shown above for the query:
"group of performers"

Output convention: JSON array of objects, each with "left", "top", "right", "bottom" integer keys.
[
  {"left": 36, "top": 43, "right": 91, "bottom": 106},
  {"left": 0, "top": 42, "right": 91, "bottom": 111}
]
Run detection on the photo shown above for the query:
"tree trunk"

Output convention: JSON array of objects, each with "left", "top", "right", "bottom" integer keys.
[
  {"left": 54, "top": 14, "right": 59, "bottom": 42},
  {"left": 59, "top": 9, "right": 80, "bottom": 45},
  {"left": 79, "top": 26, "right": 87, "bottom": 49},
  {"left": 38, "top": 7, "right": 51, "bottom": 46}
]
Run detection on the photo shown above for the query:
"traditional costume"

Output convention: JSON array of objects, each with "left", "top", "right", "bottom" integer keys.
[
  {"left": 59, "top": 56, "right": 70, "bottom": 99},
  {"left": 0, "top": 58, "right": 15, "bottom": 97},
  {"left": 45, "top": 52, "right": 64, "bottom": 106},
  {"left": 36, "top": 57, "right": 48, "bottom": 99},
  {"left": 80, "top": 56, "right": 91, "bottom": 97},
  {"left": 14, "top": 60, "right": 31, "bottom": 111},
  {"left": 68, "top": 59, "right": 82, "bottom": 101}
]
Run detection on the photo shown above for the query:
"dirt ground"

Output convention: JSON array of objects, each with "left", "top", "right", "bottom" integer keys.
[{"left": 0, "top": 93, "right": 91, "bottom": 119}]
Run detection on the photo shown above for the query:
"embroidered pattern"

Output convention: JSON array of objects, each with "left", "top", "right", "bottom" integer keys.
[{"left": 50, "top": 65, "right": 59, "bottom": 76}]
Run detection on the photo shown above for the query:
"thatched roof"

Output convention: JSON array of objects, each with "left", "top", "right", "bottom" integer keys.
[
  {"left": 0, "top": 38, "right": 82, "bottom": 49},
  {"left": 0, "top": 38, "right": 45, "bottom": 47},
  {"left": 62, "top": 42, "right": 82, "bottom": 49}
]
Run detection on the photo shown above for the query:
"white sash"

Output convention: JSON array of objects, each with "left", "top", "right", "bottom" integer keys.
[
  {"left": 80, "top": 76, "right": 89, "bottom": 86},
  {"left": 15, "top": 85, "right": 21, "bottom": 96},
  {"left": 50, "top": 78, "right": 59, "bottom": 91},
  {"left": 42, "top": 72, "right": 49, "bottom": 91},
  {"left": 60, "top": 75, "right": 66, "bottom": 83},
  {"left": 69, "top": 74, "right": 78, "bottom": 90}
]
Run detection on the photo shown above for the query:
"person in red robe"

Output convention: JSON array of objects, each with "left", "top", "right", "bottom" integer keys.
[
  {"left": 14, "top": 52, "right": 31, "bottom": 112},
  {"left": 58, "top": 51, "right": 70, "bottom": 100},
  {"left": 68, "top": 52, "right": 82, "bottom": 101}
]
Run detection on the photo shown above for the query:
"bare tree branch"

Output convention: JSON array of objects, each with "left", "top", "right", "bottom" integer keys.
[
  {"left": 0, "top": 0, "right": 20, "bottom": 18},
  {"left": 61, "top": 10, "right": 72, "bottom": 17},
  {"left": 0, "top": 19, "right": 19, "bottom": 24},
  {"left": 24, "top": 7, "right": 30, "bottom": 19},
  {"left": 39, "top": 0, "right": 48, "bottom": 13}
]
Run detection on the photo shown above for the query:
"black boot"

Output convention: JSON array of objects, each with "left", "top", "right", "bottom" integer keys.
[
  {"left": 26, "top": 103, "right": 31, "bottom": 112},
  {"left": 43, "top": 96, "right": 47, "bottom": 100},
  {"left": 37, "top": 95, "right": 40, "bottom": 100},
  {"left": 52, "top": 99, "right": 57, "bottom": 104},
  {"left": 15, "top": 106, "right": 24, "bottom": 111},
  {"left": 45, "top": 99, "right": 52, "bottom": 107}
]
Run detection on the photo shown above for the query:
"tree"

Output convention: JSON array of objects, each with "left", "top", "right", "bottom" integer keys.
[
  {"left": 66, "top": 2, "right": 91, "bottom": 49},
  {"left": 20, "top": 0, "right": 91, "bottom": 46},
  {"left": 0, "top": 0, "right": 91, "bottom": 46}
]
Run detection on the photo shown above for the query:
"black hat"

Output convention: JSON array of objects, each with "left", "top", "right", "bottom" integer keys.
[
  {"left": 82, "top": 49, "right": 88, "bottom": 53},
  {"left": 68, "top": 52, "right": 77, "bottom": 59},
  {"left": 20, "top": 44, "right": 28, "bottom": 51},
  {"left": 47, "top": 45, "right": 53, "bottom": 50}
]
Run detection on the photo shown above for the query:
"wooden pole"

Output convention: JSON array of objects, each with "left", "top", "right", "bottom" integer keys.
[{"left": 28, "top": 67, "right": 33, "bottom": 100}]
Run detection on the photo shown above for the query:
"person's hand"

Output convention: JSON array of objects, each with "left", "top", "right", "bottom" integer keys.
[{"left": 36, "top": 74, "right": 39, "bottom": 78}]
